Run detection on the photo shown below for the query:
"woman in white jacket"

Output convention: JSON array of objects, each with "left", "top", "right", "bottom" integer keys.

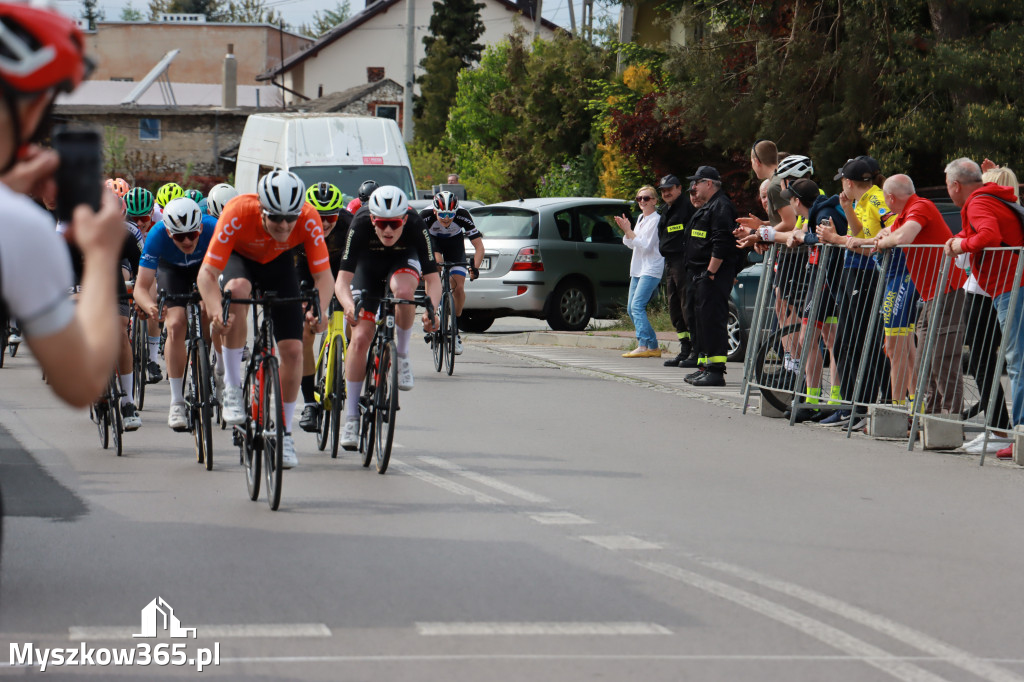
[{"left": 615, "top": 185, "right": 665, "bottom": 357}]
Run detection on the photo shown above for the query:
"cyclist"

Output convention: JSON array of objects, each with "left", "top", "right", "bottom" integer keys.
[
  {"left": 197, "top": 170, "right": 333, "bottom": 469},
  {"left": 0, "top": 2, "right": 125, "bottom": 408},
  {"left": 297, "top": 181, "right": 353, "bottom": 432},
  {"left": 206, "top": 182, "right": 238, "bottom": 219},
  {"left": 125, "top": 186, "right": 164, "bottom": 382},
  {"left": 184, "top": 188, "right": 203, "bottom": 203},
  {"left": 106, "top": 177, "right": 130, "bottom": 198},
  {"left": 345, "top": 179, "right": 379, "bottom": 215},
  {"left": 134, "top": 197, "right": 217, "bottom": 430},
  {"left": 335, "top": 186, "right": 441, "bottom": 449},
  {"left": 419, "top": 190, "right": 483, "bottom": 355}
]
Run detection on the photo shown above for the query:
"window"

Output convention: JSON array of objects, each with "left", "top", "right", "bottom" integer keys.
[
  {"left": 553, "top": 210, "right": 575, "bottom": 241},
  {"left": 139, "top": 118, "right": 160, "bottom": 140},
  {"left": 375, "top": 104, "right": 398, "bottom": 120}
]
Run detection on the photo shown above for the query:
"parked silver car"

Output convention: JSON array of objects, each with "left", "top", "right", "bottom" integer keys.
[{"left": 460, "top": 198, "right": 633, "bottom": 332}]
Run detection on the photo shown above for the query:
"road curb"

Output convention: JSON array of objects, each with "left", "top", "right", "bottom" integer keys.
[{"left": 472, "top": 331, "right": 683, "bottom": 354}]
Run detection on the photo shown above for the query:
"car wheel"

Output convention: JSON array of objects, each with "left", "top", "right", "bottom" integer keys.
[
  {"left": 727, "top": 300, "right": 745, "bottom": 362},
  {"left": 546, "top": 279, "right": 592, "bottom": 331},
  {"left": 457, "top": 310, "right": 495, "bottom": 333}
]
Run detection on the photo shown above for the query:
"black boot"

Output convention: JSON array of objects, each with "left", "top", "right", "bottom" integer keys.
[
  {"left": 678, "top": 353, "right": 701, "bottom": 368},
  {"left": 692, "top": 364, "right": 726, "bottom": 387},
  {"left": 684, "top": 368, "right": 706, "bottom": 384},
  {"left": 663, "top": 351, "right": 687, "bottom": 367}
]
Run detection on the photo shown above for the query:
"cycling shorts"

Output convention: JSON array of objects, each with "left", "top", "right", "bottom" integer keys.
[
  {"left": 775, "top": 250, "right": 808, "bottom": 309},
  {"left": 802, "top": 286, "right": 840, "bottom": 329},
  {"left": 433, "top": 236, "right": 469, "bottom": 278},
  {"left": 156, "top": 263, "right": 201, "bottom": 308},
  {"left": 351, "top": 250, "right": 422, "bottom": 320},
  {"left": 221, "top": 251, "right": 303, "bottom": 342},
  {"left": 882, "top": 270, "right": 919, "bottom": 337}
]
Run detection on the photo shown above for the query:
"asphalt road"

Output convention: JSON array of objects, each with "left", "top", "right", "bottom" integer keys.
[{"left": 2, "top": 336, "right": 1024, "bottom": 681}]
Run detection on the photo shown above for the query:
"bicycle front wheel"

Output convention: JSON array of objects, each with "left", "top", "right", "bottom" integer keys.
[
  {"left": 360, "top": 343, "right": 377, "bottom": 468},
  {"left": 109, "top": 377, "right": 123, "bottom": 458},
  {"left": 132, "top": 312, "right": 147, "bottom": 410},
  {"left": 753, "top": 324, "right": 804, "bottom": 412},
  {"left": 329, "top": 335, "right": 345, "bottom": 459},
  {"left": 261, "top": 357, "right": 284, "bottom": 511},
  {"left": 243, "top": 374, "right": 261, "bottom": 501},
  {"left": 314, "top": 332, "right": 330, "bottom": 451},
  {"left": 443, "top": 291, "right": 457, "bottom": 376},
  {"left": 374, "top": 341, "right": 399, "bottom": 474},
  {"left": 194, "top": 337, "right": 214, "bottom": 470}
]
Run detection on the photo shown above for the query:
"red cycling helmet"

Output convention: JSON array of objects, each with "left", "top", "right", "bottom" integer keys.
[{"left": 0, "top": 4, "right": 91, "bottom": 95}]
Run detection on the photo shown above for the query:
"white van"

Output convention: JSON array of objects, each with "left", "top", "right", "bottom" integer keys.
[{"left": 234, "top": 113, "right": 416, "bottom": 200}]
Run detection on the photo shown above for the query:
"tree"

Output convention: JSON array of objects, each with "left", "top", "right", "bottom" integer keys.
[
  {"left": 120, "top": 2, "right": 143, "bottom": 20},
  {"left": 422, "top": 0, "right": 485, "bottom": 69},
  {"left": 300, "top": 1, "right": 351, "bottom": 38},
  {"left": 81, "top": 0, "right": 104, "bottom": 29},
  {"left": 220, "top": 0, "right": 282, "bottom": 24},
  {"left": 414, "top": 38, "right": 464, "bottom": 147}
]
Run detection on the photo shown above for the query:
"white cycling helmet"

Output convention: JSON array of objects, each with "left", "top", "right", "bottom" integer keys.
[
  {"left": 367, "top": 186, "right": 408, "bottom": 219},
  {"left": 163, "top": 197, "right": 203, "bottom": 234},
  {"left": 775, "top": 154, "right": 813, "bottom": 180},
  {"left": 257, "top": 170, "right": 306, "bottom": 215},
  {"left": 206, "top": 182, "right": 238, "bottom": 217}
]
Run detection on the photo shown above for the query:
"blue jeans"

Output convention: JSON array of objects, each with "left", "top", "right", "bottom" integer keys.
[
  {"left": 628, "top": 276, "right": 660, "bottom": 349},
  {"left": 993, "top": 287, "right": 1024, "bottom": 426}
]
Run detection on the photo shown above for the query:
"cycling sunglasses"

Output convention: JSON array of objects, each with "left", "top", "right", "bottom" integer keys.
[
  {"left": 372, "top": 218, "right": 404, "bottom": 231},
  {"left": 435, "top": 209, "right": 456, "bottom": 220},
  {"left": 263, "top": 211, "right": 299, "bottom": 224},
  {"left": 751, "top": 137, "right": 770, "bottom": 165},
  {"left": 171, "top": 230, "right": 200, "bottom": 243}
]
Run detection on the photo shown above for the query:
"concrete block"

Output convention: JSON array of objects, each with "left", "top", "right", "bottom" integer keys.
[
  {"left": 758, "top": 393, "right": 787, "bottom": 419},
  {"left": 867, "top": 405, "right": 907, "bottom": 438},
  {"left": 921, "top": 417, "right": 964, "bottom": 450},
  {"left": 1014, "top": 426, "right": 1024, "bottom": 465}
]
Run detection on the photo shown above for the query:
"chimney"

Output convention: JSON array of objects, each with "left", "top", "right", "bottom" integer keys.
[
  {"left": 222, "top": 43, "right": 237, "bottom": 109},
  {"left": 367, "top": 66, "right": 384, "bottom": 83}
]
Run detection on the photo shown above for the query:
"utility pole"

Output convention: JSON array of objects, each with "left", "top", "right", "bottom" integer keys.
[
  {"left": 567, "top": 0, "right": 576, "bottom": 36},
  {"left": 532, "top": 0, "right": 543, "bottom": 43},
  {"left": 403, "top": 0, "right": 414, "bottom": 142}
]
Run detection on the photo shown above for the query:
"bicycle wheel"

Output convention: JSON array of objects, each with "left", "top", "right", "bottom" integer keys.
[
  {"left": 314, "top": 333, "right": 330, "bottom": 451},
  {"left": 93, "top": 401, "right": 109, "bottom": 449},
  {"left": 431, "top": 312, "right": 443, "bottom": 372},
  {"left": 329, "top": 335, "right": 345, "bottom": 459},
  {"left": 360, "top": 344, "right": 377, "bottom": 468},
  {"left": 753, "top": 324, "right": 805, "bottom": 413},
  {"left": 132, "top": 312, "right": 147, "bottom": 410},
  {"left": 194, "top": 337, "right": 214, "bottom": 470},
  {"left": 261, "top": 357, "right": 284, "bottom": 511},
  {"left": 109, "top": 377, "right": 123, "bottom": 458},
  {"left": 243, "top": 374, "right": 260, "bottom": 501},
  {"left": 443, "top": 291, "right": 457, "bottom": 376},
  {"left": 374, "top": 341, "right": 399, "bottom": 474}
]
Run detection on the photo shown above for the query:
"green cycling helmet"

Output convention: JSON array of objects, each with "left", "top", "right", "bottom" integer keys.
[
  {"left": 125, "top": 187, "right": 155, "bottom": 217},
  {"left": 156, "top": 182, "right": 184, "bottom": 208},
  {"left": 184, "top": 188, "right": 203, "bottom": 203},
  {"left": 306, "top": 181, "right": 344, "bottom": 215}
]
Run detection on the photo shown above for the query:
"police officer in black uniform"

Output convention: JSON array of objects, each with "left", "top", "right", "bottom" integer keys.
[
  {"left": 655, "top": 174, "right": 697, "bottom": 367},
  {"left": 682, "top": 166, "right": 739, "bottom": 387}
]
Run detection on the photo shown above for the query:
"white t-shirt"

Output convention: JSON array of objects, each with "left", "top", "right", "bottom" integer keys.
[
  {"left": 623, "top": 211, "right": 664, "bottom": 278},
  {"left": 0, "top": 182, "right": 75, "bottom": 338}
]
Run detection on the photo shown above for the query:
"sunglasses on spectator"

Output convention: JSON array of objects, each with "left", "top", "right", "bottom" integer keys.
[
  {"left": 372, "top": 218, "right": 404, "bottom": 231},
  {"left": 635, "top": 195, "right": 654, "bottom": 203},
  {"left": 751, "top": 138, "right": 769, "bottom": 165},
  {"left": 263, "top": 211, "right": 299, "bottom": 224},
  {"left": 170, "top": 230, "right": 200, "bottom": 243},
  {"left": 435, "top": 209, "right": 456, "bottom": 220}
]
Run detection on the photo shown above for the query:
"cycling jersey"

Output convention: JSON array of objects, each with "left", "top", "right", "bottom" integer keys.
[
  {"left": 294, "top": 210, "right": 352, "bottom": 281},
  {"left": 139, "top": 214, "right": 216, "bottom": 270},
  {"left": 340, "top": 207, "right": 437, "bottom": 277},
  {"left": 419, "top": 207, "right": 481, "bottom": 240},
  {"left": 346, "top": 197, "right": 362, "bottom": 214},
  {"left": 203, "top": 194, "right": 329, "bottom": 274}
]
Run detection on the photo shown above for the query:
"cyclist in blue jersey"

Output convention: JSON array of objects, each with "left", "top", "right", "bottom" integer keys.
[{"left": 133, "top": 197, "right": 216, "bottom": 430}]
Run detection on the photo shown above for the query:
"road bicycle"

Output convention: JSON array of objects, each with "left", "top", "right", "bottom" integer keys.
[
  {"left": 359, "top": 291, "right": 433, "bottom": 474},
  {"left": 226, "top": 286, "right": 319, "bottom": 511},
  {"left": 89, "top": 293, "right": 136, "bottom": 457},
  {"left": 159, "top": 287, "right": 216, "bottom": 470},
  {"left": 426, "top": 260, "right": 473, "bottom": 376},
  {"left": 129, "top": 304, "right": 148, "bottom": 409},
  {"left": 313, "top": 297, "right": 347, "bottom": 459}
]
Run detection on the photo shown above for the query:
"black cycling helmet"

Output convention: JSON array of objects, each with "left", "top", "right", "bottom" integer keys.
[{"left": 357, "top": 179, "right": 379, "bottom": 202}]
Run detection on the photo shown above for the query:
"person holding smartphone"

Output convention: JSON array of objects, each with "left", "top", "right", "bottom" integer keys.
[{"left": 0, "top": 4, "right": 124, "bottom": 407}]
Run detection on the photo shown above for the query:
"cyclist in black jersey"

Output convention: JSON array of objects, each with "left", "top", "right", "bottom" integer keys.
[
  {"left": 419, "top": 191, "right": 484, "bottom": 355},
  {"left": 335, "top": 186, "right": 441, "bottom": 449}
]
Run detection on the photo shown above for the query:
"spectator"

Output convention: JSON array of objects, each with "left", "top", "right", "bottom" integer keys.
[
  {"left": 0, "top": 4, "right": 123, "bottom": 407},
  {"left": 447, "top": 173, "right": 459, "bottom": 184},
  {"left": 615, "top": 185, "right": 664, "bottom": 358},
  {"left": 681, "top": 165, "right": 739, "bottom": 387},
  {"left": 875, "top": 174, "right": 967, "bottom": 415},
  {"left": 654, "top": 174, "right": 697, "bottom": 367},
  {"left": 945, "top": 157, "right": 1024, "bottom": 459}
]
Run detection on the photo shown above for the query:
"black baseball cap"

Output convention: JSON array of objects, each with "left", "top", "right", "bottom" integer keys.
[
  {"left": 833, "top": 157, "right": 874, "bottom": 182},
  {"left": 781, "top": 178, "right": 819, "bottom": 206},
  {"left": 686, "top": 165, "right": 721, "bottom": 182},
  {"left": 657, "top": 174, "right": 681, "bottom": 189}
]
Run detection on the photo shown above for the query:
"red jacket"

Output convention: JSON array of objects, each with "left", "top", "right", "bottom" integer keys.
[{"left": 959, "top": 183, "right": 1024, "bottom": 298}]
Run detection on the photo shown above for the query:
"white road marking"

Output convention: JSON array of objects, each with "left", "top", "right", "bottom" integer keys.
[
  {"left": 528, "top": 511, "right": 594, "bottom": 525},
  {"left": 391, "top": 460, "right": 502, "bottom": 504},
  {"left": 418, "top": 456, "right": 550, "bottom": 504},
  {"left": 68, "top": 623, "right": 331, "bottom": 640},
  {"left": 580, "top": 535, "right": 662, "bottom": 550},
  {"left": 638, "top": 561, "right": 950, "bottom": 682},
  {"left": 693, "top": 556, "right": 1024, "bottom": 682},
  {"left": 416, "top": 621, "right": 671, "bottom": 636}
]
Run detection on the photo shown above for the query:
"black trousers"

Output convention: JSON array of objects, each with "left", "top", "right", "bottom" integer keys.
[
  {"left": 836, "top": 266, "right": 889, "bottom": 407},
  {"left": 688, "top": 264, "right": 734, "bottom": 365},
  {"left": 664, "top": 255, "right": 691, "bottom": 340}
]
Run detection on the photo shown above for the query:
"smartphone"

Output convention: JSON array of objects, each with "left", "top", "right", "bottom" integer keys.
[{"left": 53, "top": 126, "right": 103, "bottom": 223}]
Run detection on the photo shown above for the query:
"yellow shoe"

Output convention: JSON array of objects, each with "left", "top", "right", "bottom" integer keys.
[
  {"left": 622, "top": 347, "right": 648, "bottom": 358},
  {"left": 643, "top": 348, "right": 662, "bottom": 357}
]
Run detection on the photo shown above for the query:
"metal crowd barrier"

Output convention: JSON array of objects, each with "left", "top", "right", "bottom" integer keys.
[{"left": 742, "top": 240, "right": 1024, "bottom": 465}]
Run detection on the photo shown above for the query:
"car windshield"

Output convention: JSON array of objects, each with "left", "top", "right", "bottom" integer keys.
[
  {"left": 290, "top": 166, "right": 416, "bottom": 200},
  {"left": 469, "top": 207, "right": 538, "bottom": 239}
]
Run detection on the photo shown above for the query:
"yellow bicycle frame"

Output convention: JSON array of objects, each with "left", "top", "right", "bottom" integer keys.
[{"left": 313, "top": 308, "right": 348, "bottom": 409}]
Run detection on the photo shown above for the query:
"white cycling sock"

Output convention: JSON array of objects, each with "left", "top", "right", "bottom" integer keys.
[
  {"left": 119, "top": 374, "right": 133, "bottom": 406},
  {"left": 283, "top": 400, "right": 296, "bottom": 433},
  {"left": 148, "top": 336, "right": 160, "bottom": 363},
  {"left": 347, "top": 381, "right": 362, "bottom": 419},
  {"left": 396, "top": 325, "right": 411, "bottom": 356},
  {"left": 213, "top": 348, "right": 224, "bottom": 372},
  {"left": 224, "top": 346, "right": 244, "bottom": 388},
  {"left": 169, "top": 377, "right": 184, "bottom": 405}
]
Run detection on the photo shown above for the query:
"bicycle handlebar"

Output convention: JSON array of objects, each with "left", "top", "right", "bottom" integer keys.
[{"left": 220, "top": 288, "right": 321, "bottom": 326}]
